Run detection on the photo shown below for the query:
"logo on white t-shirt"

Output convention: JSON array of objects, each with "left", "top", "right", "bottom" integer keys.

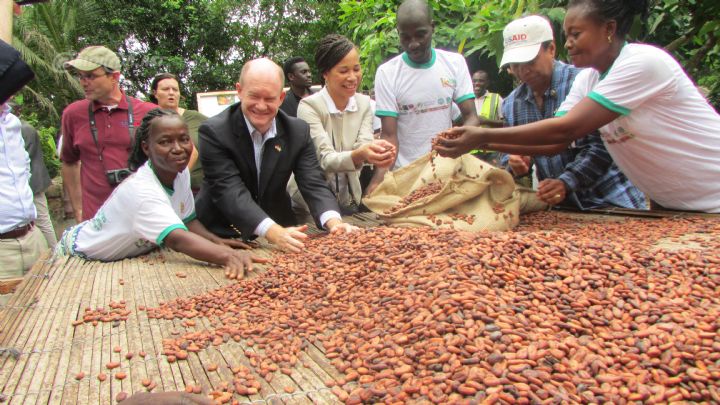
[
  {"left": 603, "top": 125, "right": 636, "bottom": 144},
  {"left": 440, "top": 77, "right": 457, "bottom": 89},
  {"left": 398, "top": 97, "right": 452, "bottom": 116}
]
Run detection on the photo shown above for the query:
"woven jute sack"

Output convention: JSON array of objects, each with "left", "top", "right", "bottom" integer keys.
[{"left": 363, "top": 153, "right": 547, "bottom": 231}]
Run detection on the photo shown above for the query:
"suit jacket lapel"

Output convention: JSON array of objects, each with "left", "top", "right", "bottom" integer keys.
[
  {"left": 258, "top": 120, "right": 285, "bottom": 199},
  {"left": 231, "top": 105, "right": 259, "bottom": 191}
]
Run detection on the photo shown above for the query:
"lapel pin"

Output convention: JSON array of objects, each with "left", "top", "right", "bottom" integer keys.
[{"left": 274, "top": 144, "right": 282, "bottom": 152}]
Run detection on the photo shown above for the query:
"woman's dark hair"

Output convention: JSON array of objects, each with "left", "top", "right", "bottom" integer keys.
[
  {"left": 568, "top": 0, "right": 649, "bottom": 38},
  {"left": 149, "top": 73, "right": 179, "bottom": 104},
  {"left": 314, "top": 34, "right": 356, "bottom": 85},
  {"left": 127, "top": 108, "right": 180, "bottom": 171}
]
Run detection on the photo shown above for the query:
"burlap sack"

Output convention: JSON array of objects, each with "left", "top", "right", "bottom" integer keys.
[{"left": 363, "top": 153, "right": 547, "bottom": 231}]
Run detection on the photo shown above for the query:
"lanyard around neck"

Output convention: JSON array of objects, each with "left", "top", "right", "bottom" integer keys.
[{"left": 87, "top": 95, "right": 135, "bottom": 164}]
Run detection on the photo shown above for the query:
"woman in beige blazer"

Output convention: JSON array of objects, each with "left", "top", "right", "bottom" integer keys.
[{"left": 290, "top": 34, "right": 395, "bottom": 222}]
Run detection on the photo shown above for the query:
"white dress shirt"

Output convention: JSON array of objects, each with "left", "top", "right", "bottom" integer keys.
[
  {"left": 244, "top": 117, "right": 340, "bottom": 237},
  {"left": 0, "top": 104, "right": 36, "bottom": 233}
]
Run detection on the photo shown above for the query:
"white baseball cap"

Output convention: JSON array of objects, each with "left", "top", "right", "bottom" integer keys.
[{"left": 500, "top": 15, "right": 554, "bottom": 67}]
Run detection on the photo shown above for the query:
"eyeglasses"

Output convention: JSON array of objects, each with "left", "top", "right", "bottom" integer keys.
[{"left": 74, "top": 72, "right": 110, "bottom": 81}]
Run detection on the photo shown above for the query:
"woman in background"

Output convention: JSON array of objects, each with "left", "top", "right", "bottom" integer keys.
[{"left": 150, "top": 73, "right": 208, "bottom": 193}]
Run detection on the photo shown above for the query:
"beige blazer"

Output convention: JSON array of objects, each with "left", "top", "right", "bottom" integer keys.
[{"left": 289, "top": 90, "right": 374, "bottom": 215}]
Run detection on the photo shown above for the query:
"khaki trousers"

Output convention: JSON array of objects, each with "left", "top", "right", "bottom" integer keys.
[{"left": 0, "top": 226, "right": 48, "bottom": 304}]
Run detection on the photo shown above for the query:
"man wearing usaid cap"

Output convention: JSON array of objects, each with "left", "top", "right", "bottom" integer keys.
[
  {"left": 60, "top": 46, "right": 156, "bottom": 222},
  {"left": 499, "top": 15, "right": 554, "bottom": 68},
  {"left": 498, "top": 16, "right": 646, "bottom": 210}
]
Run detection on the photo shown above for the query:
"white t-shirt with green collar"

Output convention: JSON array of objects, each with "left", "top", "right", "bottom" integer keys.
[
  {"left": 375, "top": 48, "right": 475, "bottom": 169},
  {"left": 558, "top": 43, "right": 720, "bottom": 212},
  {"left": 57, "top": 161, "right": 196, "bottom": 260}
]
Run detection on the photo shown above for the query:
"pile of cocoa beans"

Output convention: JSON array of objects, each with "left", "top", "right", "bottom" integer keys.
[
  {"left": 384, "top": 182, "right": 444, "bottom": 214},
  {"left": 143, "top": 213, "right": 720, "bottom": 403},
  {"left": 73, "top": 300, "right": 130, "bottom": 327}
]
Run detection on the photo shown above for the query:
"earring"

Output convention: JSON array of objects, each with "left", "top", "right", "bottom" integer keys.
[{"left": 607, "top": 35, "right": 612, "bottom": 44}]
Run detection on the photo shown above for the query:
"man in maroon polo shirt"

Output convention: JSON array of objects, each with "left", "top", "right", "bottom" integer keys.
[{"left": 60, "top": 46, "right": 156, "bottom": 221}]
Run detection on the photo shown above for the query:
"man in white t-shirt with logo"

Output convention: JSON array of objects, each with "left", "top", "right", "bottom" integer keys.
[{"left": 366, "top": 0, "right": 479, "bottom": 194}]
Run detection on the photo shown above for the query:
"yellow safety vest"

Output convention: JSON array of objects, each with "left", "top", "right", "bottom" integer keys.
[
  {"left": 471, "top": 92, "right": 501, "bottom": 154},
  {"left": 479, "top": 92, "right": 501, "bottom": 120}
]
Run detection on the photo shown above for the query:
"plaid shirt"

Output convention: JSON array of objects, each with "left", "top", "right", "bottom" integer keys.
[{"left": 500, "top": 61, "right": 646, "bottom": 210}]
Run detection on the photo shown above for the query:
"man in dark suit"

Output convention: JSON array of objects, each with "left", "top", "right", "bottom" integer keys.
[{"left": 195, "top": 58, "right": 356, "bottom": 253}]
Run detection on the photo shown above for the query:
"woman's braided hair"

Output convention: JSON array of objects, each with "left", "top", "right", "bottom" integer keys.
[
  {"left": 314, "top": 34, "right": 356, "bottom": 85},
  {"left": 127, "top": 108, "right": 179, "bottom": 172},
  {"left": 568, "top": 0, "right": 650, "bottom": 38}
]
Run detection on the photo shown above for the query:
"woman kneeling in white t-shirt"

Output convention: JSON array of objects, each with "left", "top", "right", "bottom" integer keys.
[
  {"left": 57, "top": 109, "right": 264, "bottom": 279},
  {"left": 433, "top": 0, "right": 720, "bottom": 213}
]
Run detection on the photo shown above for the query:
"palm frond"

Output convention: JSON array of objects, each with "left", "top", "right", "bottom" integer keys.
[
  {"left": 10, "top": 37, "right": 58, "bottom": 74},
  {"left": 20, "top": 85, "right": 61, "bottom": 122}
]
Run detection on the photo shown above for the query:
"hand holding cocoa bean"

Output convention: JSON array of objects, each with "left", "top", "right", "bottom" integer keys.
[
  {"left": 432, "top": 126, "right": 488, "bottom": 158},
  {"left": 364, "top": 140, "right": 396, "bottom": 169}
]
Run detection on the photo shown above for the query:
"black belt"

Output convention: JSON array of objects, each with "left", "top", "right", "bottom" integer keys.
[{"left": 0, "top": 222, "right": 34, "bottom": 240}]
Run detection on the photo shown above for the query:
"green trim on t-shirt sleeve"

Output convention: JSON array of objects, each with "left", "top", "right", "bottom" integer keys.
[
  {"left": 183, "top": 211, "right": 197, "bottom": 224},
  {"left": 555, "top": 111, "right": 568, "bottom": 117},
  {"left": 455, "top": 93, "right": 475, "bottom": 104},
  {"left": 588, "top": 91, "right": 631, "bottom": 116},
  {"left": 156, "top": 224, "right": 188, "bottom": 246},
  {"left": 376, "top": 110, "right": 399, "bottom": 118}
]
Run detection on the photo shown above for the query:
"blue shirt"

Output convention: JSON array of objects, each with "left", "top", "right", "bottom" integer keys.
[
  {"left": 0, "top": 104, "right": 36, "bottom": 233},
  {"left": 500, "top": 61, "right": 646, "bottom": 210}
]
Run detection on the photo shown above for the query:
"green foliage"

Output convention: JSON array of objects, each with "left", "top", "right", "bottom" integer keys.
[
  {"left": 338, "top": 0, "right": 565, "bottom": 90},
  {"left": 12, "top": 0, "right": 718, "bottom": 128},
  {"left": 12, "top": 0, "right": 99, "bottom": 128},
  {"left": 13, "top": 0, "right": 339, "bottom": 127},
  {"left": 338, "top": 0, "right": 719, "bottom": 110},
  {"left": 82, "top": 0, "right": 340, "bottom": 108},
  {"left": 644, "top": 0, "right": 720, "bottom": 110},
  {"left": 19, "top": 111, "right": 61, "bottom": 179},
  {"left": 83, "top": 0, "right": 245, "bottom": 106},
  {"left": 38, "top": 125, "right": 60, "bottom": 179},
  {"left": 338, "top": 1, "right": 399, "bottom": 90}
]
